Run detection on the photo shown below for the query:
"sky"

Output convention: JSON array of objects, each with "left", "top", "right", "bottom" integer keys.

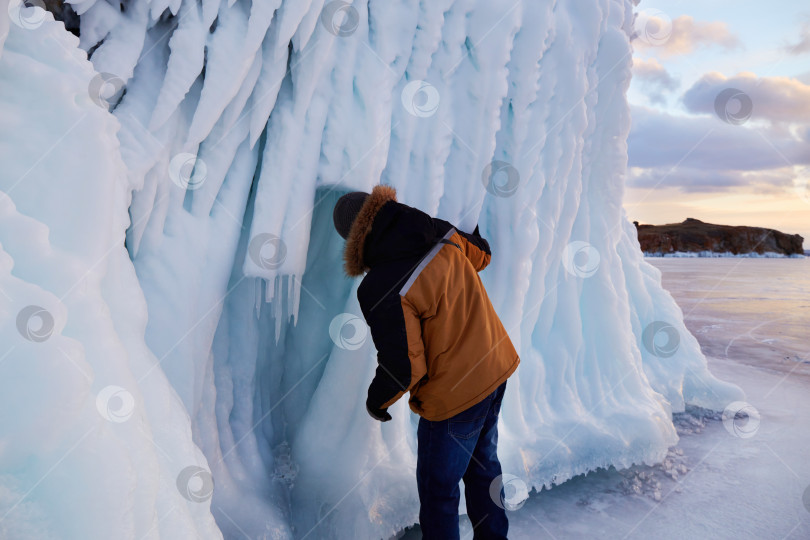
[{"left": 625, "top": 0, "right": 810, "bottom": 248}]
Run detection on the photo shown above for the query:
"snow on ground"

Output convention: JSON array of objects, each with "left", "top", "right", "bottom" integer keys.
[{"left": 493, "top": 355, "right": 810, "bottom": 540}]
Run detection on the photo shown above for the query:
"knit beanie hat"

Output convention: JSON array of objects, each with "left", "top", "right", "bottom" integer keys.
[{"left": 333, "top": 191, "right": 369, "bottom": 239}]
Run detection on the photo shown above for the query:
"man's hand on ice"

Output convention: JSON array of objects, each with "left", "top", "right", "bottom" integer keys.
[{"left": 366, "top": 403, "right": 392, "bottom": 422}]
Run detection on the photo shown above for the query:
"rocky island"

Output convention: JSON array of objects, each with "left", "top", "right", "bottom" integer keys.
[{"left": 635, "top": 218, "right": 805, "bottom": 257}]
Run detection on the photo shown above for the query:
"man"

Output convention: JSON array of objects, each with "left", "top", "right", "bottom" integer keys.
[{"left": 333, "top": 184, "right": 520, "bottom": 540}]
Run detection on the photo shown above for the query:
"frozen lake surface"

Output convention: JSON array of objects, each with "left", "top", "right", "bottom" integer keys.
[
  {"left": 402, "top": 258, "right": 810, "bottom": 540},
  {"left": 651, "top": 258, "right": 810, "bottom": 378}
]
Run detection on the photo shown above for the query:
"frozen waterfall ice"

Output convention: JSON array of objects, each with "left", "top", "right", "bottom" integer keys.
[{"left": 0, "top": 0, "right": 744, "bottom": 538}]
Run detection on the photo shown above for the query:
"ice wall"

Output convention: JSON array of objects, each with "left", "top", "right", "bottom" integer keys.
[
  {"left": 0, "top": 0, "right": 744, "bottom": 538},
  {"left": 0, "top": 6, "right": 221, "bottom": 539}
]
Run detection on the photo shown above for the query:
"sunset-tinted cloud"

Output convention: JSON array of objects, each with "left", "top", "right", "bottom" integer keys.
[
  {"left": 634, "top": 15, "right": 741, "bottom": 58},
  {"left": 682, "top": 72, "right": 810, "bottom": 124},
  {"left": 628, "top": 106, "right": 809, "bottom": 173}
]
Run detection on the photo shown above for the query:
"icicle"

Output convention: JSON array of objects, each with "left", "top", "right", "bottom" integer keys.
[
  {"left": 254, "top": 276, "right": 262, "bottom": 320},
  {"left": 273, "top": 275, "right": 283, "bottom": 341},
  {"left": 148, "top": 0, "right": 207, "bottom": 132},
  {"left": 290, "top": 272, "right": 301, "bottom": 326}
]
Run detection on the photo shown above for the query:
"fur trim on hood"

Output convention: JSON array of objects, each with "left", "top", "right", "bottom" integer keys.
[{"left": 343, "top": 184, "right": 397, "bottom": 276}]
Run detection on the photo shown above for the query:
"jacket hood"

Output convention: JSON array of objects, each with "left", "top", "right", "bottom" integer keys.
[{"left": 343, "top": 185, "right": 436, "bottom": 276}]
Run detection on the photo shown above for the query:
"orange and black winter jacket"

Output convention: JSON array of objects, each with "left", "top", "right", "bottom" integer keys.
[{"left": 344, "top": 185, "right": 520, "bottom": 422}]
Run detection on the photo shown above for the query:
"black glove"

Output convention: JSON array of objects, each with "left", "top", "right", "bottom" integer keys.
[{"left": 366, "top": 402, "right": 392, "bottom": 422}]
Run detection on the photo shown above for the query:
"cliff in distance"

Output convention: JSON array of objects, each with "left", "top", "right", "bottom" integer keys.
[{"left": 635, "top": 218, "right": 805, "bottom": 256}]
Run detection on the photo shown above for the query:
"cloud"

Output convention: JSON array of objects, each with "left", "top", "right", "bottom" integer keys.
[
  {"left": 634, "top": 14, "right": 741, "bottom": 58},
  {"left": 627, "top": 165, "right": 795, "bottom": 194},
  {"left": 682, "top": 72, "right": 810, "bottom": 124},
  {"left": 784, "top": 19, "right": 810, "bottom": 55},
  {"left": 632, "top": 58, "right": 679, "bottom": 104},
  {"left": 627, "top": 106, "right": 810, "bottom": 178}
]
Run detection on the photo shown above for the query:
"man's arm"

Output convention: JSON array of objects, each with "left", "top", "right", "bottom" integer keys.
[
  {"left": 358, "top": 282, "right": 427, "bottom": 421},
  {"left": 432, "top": 218, "right": 492, "bottom": 271}
]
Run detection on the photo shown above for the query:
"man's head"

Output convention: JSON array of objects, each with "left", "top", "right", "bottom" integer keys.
[{"left": 332, "top": 191, "right": 369, "bottom": 239}]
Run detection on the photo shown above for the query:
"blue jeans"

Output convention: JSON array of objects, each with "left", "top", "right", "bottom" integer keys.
[{"left": 416, "top": 381, "right": 509, "bottom": 540}]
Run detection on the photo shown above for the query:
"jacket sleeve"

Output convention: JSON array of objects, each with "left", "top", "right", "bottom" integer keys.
[
  {"left": 358, "top": 282, "right": 427, "bottom": 411},
  {"left": 432, "top": 218, "right": 492, "bottom": 272}
]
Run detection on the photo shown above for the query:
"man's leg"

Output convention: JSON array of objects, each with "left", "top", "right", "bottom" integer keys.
[
  {"left": 417, "top": 394, "right": 494, "bottom": 540},
  {"left": 462, "top": 381, "right": 509, "bottom": 540}
]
